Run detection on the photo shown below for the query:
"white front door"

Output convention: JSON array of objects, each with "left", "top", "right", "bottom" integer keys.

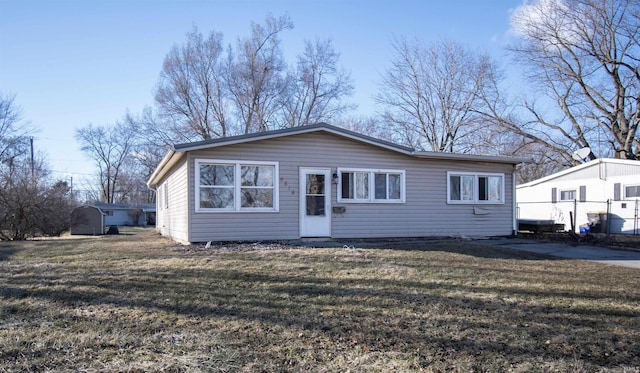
[{"left": 300, "top": 168, "right": 331, "bottom": 237}]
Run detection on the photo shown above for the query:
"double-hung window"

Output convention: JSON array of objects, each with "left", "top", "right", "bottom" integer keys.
[
  {"left": 338, "top": 168, "right": 405, "bottom": 203},
  {"left": 447, "top": 172, "right": 504, "bottom": 204},
  {"left": 196, "top": 159, "right": 278, "bottom": 212}
]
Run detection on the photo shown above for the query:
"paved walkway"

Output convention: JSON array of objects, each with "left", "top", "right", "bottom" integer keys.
[{"left": 489, "top": 238, "right": 640, "bottom": 269}]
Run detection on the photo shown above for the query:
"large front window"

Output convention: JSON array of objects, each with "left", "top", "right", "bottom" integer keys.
[
  {"left": 447, "top": 172, "right": 504, "bottom": 204},
  {"left": 338, "top": 168, "right": 405, "bottom": 203},
  {"left": 196, "top": 160, "right": 278, "bottom": 212}
]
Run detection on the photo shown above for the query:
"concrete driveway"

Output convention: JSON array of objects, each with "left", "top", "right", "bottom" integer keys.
[{"left": 489, "top": 238, "right": 640, "bottom": 269}]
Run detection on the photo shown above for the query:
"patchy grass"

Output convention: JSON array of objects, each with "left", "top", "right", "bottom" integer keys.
[{"left": 1, "top": 229, "right": 639, "bottom": 372}]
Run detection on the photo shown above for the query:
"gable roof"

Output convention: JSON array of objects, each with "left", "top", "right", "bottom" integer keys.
[
  {"left": 172, "top": 122, "right": 414, "bottom": 154},
  {"left": 147, "top": 123, "right": 527, "bottom": 187},
  {"left": 517, "top": 158, "right": 640, "bottom": 188}
]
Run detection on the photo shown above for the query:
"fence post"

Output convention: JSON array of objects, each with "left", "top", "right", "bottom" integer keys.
[
  {"left": 635, "top": 199, "right": 638, "bottom": 235},
  {"left": 573, "top": 199, "right": 577, "bottom": 234},
  {"left": 606, "top": 199, "right": 611, "bottom": 238}
]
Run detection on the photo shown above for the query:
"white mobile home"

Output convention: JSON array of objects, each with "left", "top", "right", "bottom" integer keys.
[
  {"left": 147, "top": 123, "right": 526, "bottom": 244},
  {"left": 517, "top": 158, "right": 640, "bottom": 234}
]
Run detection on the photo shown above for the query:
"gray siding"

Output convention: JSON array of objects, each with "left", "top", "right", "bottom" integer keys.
[
  {"left": 157, "top": 158, "right": 190, "bottom": 243},
  {"left": 185, "top": 132, "right": 515, "bottom": 242},
  {"left": 70, "top": 206, "right": 104, "bottom": 235}
]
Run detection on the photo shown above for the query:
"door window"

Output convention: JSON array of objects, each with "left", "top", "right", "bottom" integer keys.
[{"left": 306, "top": 174, "right": 326, "bottom": 216}]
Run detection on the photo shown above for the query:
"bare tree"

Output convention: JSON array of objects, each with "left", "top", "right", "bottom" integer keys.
[
  {"left": 337, "top": 115, "right": 396, "bottom": 142},
  {"left": 0, "top": 155, "right": 75, "bottom": 240},
  {"left": 124, "top": 109, "right": 169, "bottom": 202},
  {"left": 504, "top": 0, "right": 640, "bottom": 160},
  {"left": 375, "top": 37, "right": 501, "bottom": 152},
  {"left": 155, "top": 27, "right": 230, "bottom": 141},
  {"left": 76, "top": 121, "right": 136, "bottom": 204},
  {"left": 36, "top": 179, "right": 76, "bottom": 237},
  {"left": 129, "top": 106, "right": 176, "bottom": 149},
  {"left": 116, "top": 154, "right": 156, "bottom": 203},
  {"left": 227, "top": 14, "right": 293, "bottom": 133},
  {"left": 0, "top": 92, "right": 32, "bottom": 166},
  {"left": 281, "top": 38, "right": 355, "bottom": 127},
  {"left": 0, "top": 95, "right": 75, "bottom": 239}
]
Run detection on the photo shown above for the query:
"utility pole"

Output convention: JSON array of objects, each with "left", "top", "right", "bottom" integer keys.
[{"left": 30, "top": 136, "right": 34, "bottom": 178}]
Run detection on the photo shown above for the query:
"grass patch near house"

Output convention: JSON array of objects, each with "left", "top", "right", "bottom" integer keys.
[{"left": 1, "top": 229, "right": 639, "bottom": 372}]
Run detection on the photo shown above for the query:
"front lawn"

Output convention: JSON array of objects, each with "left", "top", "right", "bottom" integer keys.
[{"left": 1, "top": 229, "right": 638, "bottom": 372}]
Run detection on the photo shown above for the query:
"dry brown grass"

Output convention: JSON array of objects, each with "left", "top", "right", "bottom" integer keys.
[{"left": 1, "top": 228, "right": 639, "bottom": 372}]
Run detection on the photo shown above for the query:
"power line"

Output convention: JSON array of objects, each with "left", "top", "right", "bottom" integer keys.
[{"left": 50, "top": 169, "right": 95, "bottom": 176}]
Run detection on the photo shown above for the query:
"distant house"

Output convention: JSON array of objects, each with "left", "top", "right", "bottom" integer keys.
[
  {"left": 517, "top": 158, "right": 640, "bottom": 234},
  {"left": 146, "top": 123, "right": 525, "bottom": 244},
  {"left": 93, "top": 203, "right": 156, "bottom": 227},
  {"left": 70, "top": 205, "right": 105, "bottom": 235}
]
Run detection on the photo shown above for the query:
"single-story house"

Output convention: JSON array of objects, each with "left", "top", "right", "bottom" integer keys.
[
  {"left": 70, "top": 205, "right": 105, "bottom": 235},
  {"left": 146, "top": 123, "right": 527, "bottom": 244},
  {"left": 93, "top": 203, "right": 156, "bottom": 227},
  {"left": 517, "top": 158, "right": 640, "bottom": 234}
]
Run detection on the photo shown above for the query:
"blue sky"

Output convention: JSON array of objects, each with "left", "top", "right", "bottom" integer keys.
[{"left": 0, "top": 0, "right": 524, "bottom": 190}]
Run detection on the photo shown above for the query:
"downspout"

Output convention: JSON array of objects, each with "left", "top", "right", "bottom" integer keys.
[{"left": 512, "top": 163, "right": 520, "bottom": 236}]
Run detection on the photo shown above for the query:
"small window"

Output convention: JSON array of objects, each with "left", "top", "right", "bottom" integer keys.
[
  {"left": 104, "top": 210, "right": 114, "bottom": 216},
  {"left": 163, "top": 182, "right": 169, "bottom": 208},
  {"left": 449, "top": 175, "right": 475, "bottom": 201},
  {"left": 199, "top": 163, "right": 235, "bottom": 209},
  {"left": 338, "top": 168, "right": 405, "bottom": 203},
  {"left": 341, "top": 171, "right": 369, "bottom": 200},
  {"left": 478, "top": 176, "right": 503, "bottom": 201},
  {"left": 375, "top": 173, "right": 402, "bottom": 200},
  {"left": 560, "top": 190, "right": 576, "bottom": 201},
  {"left": 625, "top": 185, "right": 640, "bottom": 199},
  {"left": 447, "top": 172, "right": 504, "bottom": 204},
  {"left": 240, "top": 165, "right": 275, "bottom": 208},
  {"left": 196, "top": 159, "right": 278, "bottom": 212}
]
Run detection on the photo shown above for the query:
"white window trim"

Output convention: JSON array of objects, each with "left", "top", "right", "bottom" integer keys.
[
  {"left": 624, "top": 184, "right": 640, "bottom": 200},
  {"left": 195, "top": 159, "right": 279, "bottom": 213},
  {"left": 559, "top": 189, "right": 576, "bottom": 201},
  {"left": 337, "top": 168, "right": 406, "bottom": 203},
  {"left": 447, "top": 171, "right": 505, "bottom": 204}
]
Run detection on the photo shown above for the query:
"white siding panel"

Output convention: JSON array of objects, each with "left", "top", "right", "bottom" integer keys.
[
  {"left": 183, "top": 132, "right": 516, "bottom": 242},
  {"left": 546, "top": 160, "right": 640, "bottom": 183}
]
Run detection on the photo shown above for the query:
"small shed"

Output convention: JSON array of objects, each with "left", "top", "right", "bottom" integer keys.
[{"left": 70, "top": 205, "right": 105, "bottom": 235}]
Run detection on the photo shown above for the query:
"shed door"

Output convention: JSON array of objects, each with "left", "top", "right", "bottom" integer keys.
[{"left": 300, "top": 168, "right": 331, "bottom": 237}]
